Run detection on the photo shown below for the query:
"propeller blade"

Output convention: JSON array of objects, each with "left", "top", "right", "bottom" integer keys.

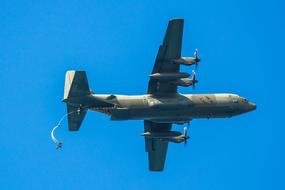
[
  {"left": 194, "top": 49, "right": 200, "bottom": 70},
  {"left": 192, "top": 70, "right": 196, "bottom": 79},
  {"left": 194, "top": 49, "right": 198, "bottom": 59},
  {"left": 183, "top": 127, "right": 188, "bottom": 146},
  {"left": 192, "top": 70, "right": 196, "bottom": 90}
]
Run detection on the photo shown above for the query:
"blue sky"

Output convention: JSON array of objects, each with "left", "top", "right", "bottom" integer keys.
[{"left": 0, "top": 0, "right": 284, "bottom": 189}]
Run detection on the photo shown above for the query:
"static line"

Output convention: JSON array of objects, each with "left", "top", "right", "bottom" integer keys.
[
  {"left": 51, "top": 112, "right": 73, "bottom": 149},
  {"left": 51, "top": 106, "right": 88, "bottom": 149}
]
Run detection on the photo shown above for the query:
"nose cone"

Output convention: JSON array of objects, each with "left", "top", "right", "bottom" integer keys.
[{"left": 248, "top": 102, "right": 256, "bottom": 111}]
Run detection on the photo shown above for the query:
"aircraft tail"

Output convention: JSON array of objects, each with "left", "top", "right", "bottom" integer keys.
[
  {"left": 64, "top": 70, "right": 91, "bottom": 100},
  {"left": 63, "top": 70, "right": 91, "bottom": 131}
]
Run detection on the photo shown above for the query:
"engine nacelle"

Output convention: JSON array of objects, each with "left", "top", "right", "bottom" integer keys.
[
  {"left": 150, "top": 72, "right": 190, "bottom": 81},
  {"left": 171, "top": 78, "right": 197, "bottom": 87},
  {"left": 141, "top": 130, "right": 189, "bottom": 144},
  {"left": 173, "top": 50, "right": 200, "bottom": 66},
  {"left": 173, "top": 57, "right": 197, "bottom": 66},
  {"left": 141, "top": 131, "right": 182, "bottom": 138}
]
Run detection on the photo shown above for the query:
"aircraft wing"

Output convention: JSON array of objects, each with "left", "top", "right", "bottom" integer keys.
[
  {"left": 148, "top": 19, "right": 184, "bottom": 95},
  {"left": 144, "top": 120, "right": 172, "bottom": 171}
]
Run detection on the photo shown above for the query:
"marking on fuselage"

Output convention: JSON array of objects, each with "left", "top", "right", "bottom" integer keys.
[
  {"left": 199, "top": 95, "right": 214, "bottom": 104},
  {"left": 205, "top": 96, "right": 214, "bottom": 103}
]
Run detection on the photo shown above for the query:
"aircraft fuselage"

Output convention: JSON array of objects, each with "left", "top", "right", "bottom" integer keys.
[{"left": 88, "top": 93, "right": 256, "bottom": 123}]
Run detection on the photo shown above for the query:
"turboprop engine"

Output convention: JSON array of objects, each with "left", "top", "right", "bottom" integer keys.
[
  {"left": 141, "top": 127, "right": 189, "bottom": 144},
  {"left": 173, "top": 49, "right": 200, "bottom": 68},
  {"left": 173, "top": 57, "right": 197, "bottom": 65},
  {"left": 150, "top": 72, "right": 190, "bottom": 80},
  {"left": 171, "top": 70, "right": 198, "bottom": 89},
  {"left": 172, "top": 78, "right": 194, "bottom": 87}
]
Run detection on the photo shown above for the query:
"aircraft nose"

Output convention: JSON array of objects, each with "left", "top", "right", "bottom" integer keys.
[{"left": 248, "top": 102, "right": 256, "bottom": 111}]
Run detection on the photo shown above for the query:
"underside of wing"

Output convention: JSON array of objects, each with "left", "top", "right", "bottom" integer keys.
[
  {"left": 144, "top": 120, "right": 172, "bottom": 171},
  {"left": 148, "top": 19, "right": 184, "bottom": 95}
]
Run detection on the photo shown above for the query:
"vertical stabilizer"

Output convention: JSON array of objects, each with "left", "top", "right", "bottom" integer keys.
[
  {"left": 64, "top": 70, "right": 90, "bottom": 100},
  {"left": 63, "top": 70, "right": 90, "bottom": 131}
]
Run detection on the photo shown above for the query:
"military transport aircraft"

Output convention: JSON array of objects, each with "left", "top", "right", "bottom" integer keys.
[{"left": 62, "top": 19, "right": 256, "bottom": 171}]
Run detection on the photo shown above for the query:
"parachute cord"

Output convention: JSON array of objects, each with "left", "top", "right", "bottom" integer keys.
[{"left": 51, "top": 106, "right": 89, "bottom": 149}]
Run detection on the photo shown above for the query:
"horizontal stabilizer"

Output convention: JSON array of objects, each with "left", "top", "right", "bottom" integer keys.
[{"left": 67, "top": 105, "right": 87, "bottom": 131}]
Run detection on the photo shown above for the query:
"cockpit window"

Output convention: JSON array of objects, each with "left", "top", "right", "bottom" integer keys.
[{"left": 242, "top": 98, "right": 248, "bottom": 102}]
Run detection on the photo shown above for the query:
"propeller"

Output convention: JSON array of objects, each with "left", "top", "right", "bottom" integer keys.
[
  {"left": 194, "top": 49, "right": 200, "bottom": 69},
  {"left": 191, "top": 70, "right": 197, "bottom": 90},
  {"left": 183, "top": 127, "right": 189, "bottom": 146}
]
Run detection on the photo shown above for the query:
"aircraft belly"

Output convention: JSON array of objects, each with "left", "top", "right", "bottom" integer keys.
[
  {"left": 110, "top": 108, "right": 130, "bottom": 120},
  {"left": 127, "top": 107, "right": 191, "bottom": 121},
  {"left": 190, "top": 105, "right": 233, "bottom": 118},
  {"left": 110, "top": 105, "right": 232, "bottom": 121},
  {"left": 110, "top": 94, "right": 233, "bottom": 121},
  {"left": 110, "top": 107, "right": 187, "bottom": 121}
]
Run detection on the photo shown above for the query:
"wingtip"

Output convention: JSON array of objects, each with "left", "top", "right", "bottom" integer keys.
[
  {"left": 149, "top": 167, "right": 164, "bottom": 172},
  {"left": 169, "top": 18, "right": 184, "bottom": 23}
]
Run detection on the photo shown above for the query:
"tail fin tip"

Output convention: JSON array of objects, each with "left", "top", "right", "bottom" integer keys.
[{"left": 63, "top": 70, "right": 90, "bottom": 100}]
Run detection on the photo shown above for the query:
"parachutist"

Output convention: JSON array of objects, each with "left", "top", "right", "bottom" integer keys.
[{"left": 56, "top": 142, "right": 62, "bottom": 149}]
